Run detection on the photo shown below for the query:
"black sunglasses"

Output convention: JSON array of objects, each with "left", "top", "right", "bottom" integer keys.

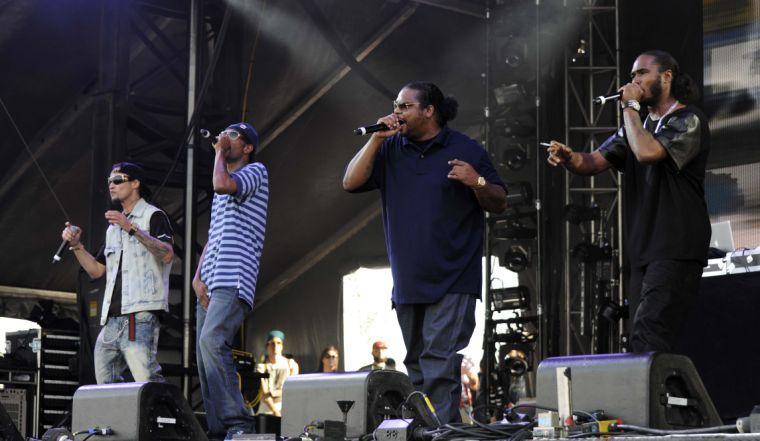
[{"left": 108, "top": 175, "right": 133, "bottom": 185}]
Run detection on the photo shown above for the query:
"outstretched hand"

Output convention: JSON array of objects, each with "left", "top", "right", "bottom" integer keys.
[{"left": 547, "top": 140, "right": 573, "bottom": 167}]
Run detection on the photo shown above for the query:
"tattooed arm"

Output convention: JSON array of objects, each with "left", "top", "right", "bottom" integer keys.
[{"left": 132, "top": 227, "right": 174, "bottom": 264}]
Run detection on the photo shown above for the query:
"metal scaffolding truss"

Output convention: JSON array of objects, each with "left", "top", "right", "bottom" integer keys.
[{"left": 561, "top": 0, "right": 623, "bottom": 355}]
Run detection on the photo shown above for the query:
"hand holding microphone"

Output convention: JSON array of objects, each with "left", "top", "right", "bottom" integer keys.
[
  {"left": 55, "top": 222, "right": 82, "bottom": 263},
  {"left": 354, "top": 115, "right": 405, "bottom": 137}
]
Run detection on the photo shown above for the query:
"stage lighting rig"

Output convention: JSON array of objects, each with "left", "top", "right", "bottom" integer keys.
[
  {"left": 564, "top": 203, "right": 601, "bottom": 225},
  {"left": 598, "top": 298, "right": 625, "bottom": 323},
  {"left": 491, "top": 286, "right": 530, "bottom": 311},
  {"left": 499, "top": 345, "right": 531, "bottom": 377},
  {"left": 503, "top": 246, "right": 529, "bottom": 272},
  {"left": 493, "top": 112, "right": 536, "bottom": 137},
  {"left": 492, "top": 83, "right": 528, "bottom": 108},
  {"left": 504, "top": 147, "right": 527, "bottom": 171},
  {"left": 571, "top": 38, "right": 587, "bottom": 64},
  {"left": 505, "top": 181, "right": 533, "bottom": 208},
  {"left": 571, "top": 241, "right": 612, "bottom": 263},
  {"left": 491, "top": 137, "right": 532, "bottom": 172},
  {"left": 493, "top": 219, "right": 536, "bottom": 240}
]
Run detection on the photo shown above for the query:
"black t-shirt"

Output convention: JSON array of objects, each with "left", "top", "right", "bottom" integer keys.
[
  {"left": 96, "top": 211, "right": 173, "bottom": 317},
  {"left": 598, "top": 105, "right": 711, "bottom": 267}
]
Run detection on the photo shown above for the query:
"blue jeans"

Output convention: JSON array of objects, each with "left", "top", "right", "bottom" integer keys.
[
  {"left": 94, "top": 312, "right": 164, "bottom": 384},
  {"left": 395, "top": 293, "right": 477, "bottom": 424},
  {"left": 196, "top": 287, "right": 255, "bottom": 436}
]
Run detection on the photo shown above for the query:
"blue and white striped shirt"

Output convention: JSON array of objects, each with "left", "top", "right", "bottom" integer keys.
[{"left": 201, "top": 162, "right": 268, "bottom": 308}]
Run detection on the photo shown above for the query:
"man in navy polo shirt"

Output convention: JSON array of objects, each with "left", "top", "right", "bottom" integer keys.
[
  {"left": 343, "top": 81, "right": 507, "bottom": 424},
  {"left": 193, "top": 122, "right": 267, "bottom": 440}
]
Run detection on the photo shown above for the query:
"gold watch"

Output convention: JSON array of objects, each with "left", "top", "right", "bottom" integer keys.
[{"left": 476, "top": 176, "right": 487, "bottom": 189}]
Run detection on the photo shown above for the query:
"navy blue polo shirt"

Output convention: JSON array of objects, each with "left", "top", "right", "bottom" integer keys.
[{"left": 351, "top": 127, "right": 506, "bottom": 304}]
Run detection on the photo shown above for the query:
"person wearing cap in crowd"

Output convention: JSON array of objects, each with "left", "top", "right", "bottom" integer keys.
[
  {"left": 257, "top": 330, "right": 299, "bottom": 417},
  {"left": 193, "top": 122, "right": 268, "bottom": 440},
  {"left": 61, "top": 162, "right": 173, "bottom": 384},
  {"left": 358, "top": 340, "right": 396, "bottom": 371}
]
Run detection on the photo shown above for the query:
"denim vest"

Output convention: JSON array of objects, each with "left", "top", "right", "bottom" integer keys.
[{"left": 101, "top": 198, "right": 171, "bottom": 325}]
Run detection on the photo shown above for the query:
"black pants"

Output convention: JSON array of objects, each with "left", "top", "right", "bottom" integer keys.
[{"left": 627, "top": 259, "right": 703, "bottom": 353}]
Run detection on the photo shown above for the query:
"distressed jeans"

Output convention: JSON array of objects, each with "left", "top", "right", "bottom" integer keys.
[
  {"left": 94, "top": 311, "right": 164, "bottom": 384},
  {"left": 197, "top": 287, "right": 255, "bottom": 436}
]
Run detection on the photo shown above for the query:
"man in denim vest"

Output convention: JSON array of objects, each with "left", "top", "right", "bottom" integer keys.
[{"left": 61, "top": 162, "right": 173, "bottom": 383}]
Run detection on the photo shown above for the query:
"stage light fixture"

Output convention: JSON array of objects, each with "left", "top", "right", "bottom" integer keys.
[
  {"left": 492, "top": 83, "right": 527, "bottom": 108},
  {"left": 493, "top": 113, "right": 536, "bottom": 137},
  {"left": 571, "top": 39, "right": 587, "bottom": 64},
  {"left": 502, "top": 348, "right": 529, "bottom": 376},
  {"left": 503, "top": 246, "right": 529, "bottom": 272},
  {"left": 493, "top": 220, "right": 536, "bottom": 240},
  {"left": 598, "top": 299, "right": 624, "bottom": 323},
  {"left": 564, "top": 203, "right": 601, "bottom": 225},
  {"left": 491, "top": 286, "right": 529, "bottom": 311},
  {"left": 571, "top": 241, "right": 611, "bottom": 263},
  {"left": 503, "top": 148, "right": 527, "bottom": 171},
  {"left": 505, "top": 181, "right": 533, "bottom": 208}
]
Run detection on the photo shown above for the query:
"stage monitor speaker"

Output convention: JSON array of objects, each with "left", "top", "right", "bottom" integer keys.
[
  {"left": 281, "top": 370, "right": 414, "bottom": 438},
  {"left": 536, "top": 352, "right": 722, "bottom": 429},
  {"left": 72, "top": 382, "right": 207, "bottom": 441}
]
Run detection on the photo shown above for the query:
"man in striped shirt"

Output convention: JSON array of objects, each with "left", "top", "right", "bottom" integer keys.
[{"left": 193, "top": 122, "right": 268, "bottom": 440}]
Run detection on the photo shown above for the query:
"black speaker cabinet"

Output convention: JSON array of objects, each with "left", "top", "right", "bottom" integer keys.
[
  {"left": 72, "top": 382, "right": 207, "bottom": 441},
  {"left": 281, "top": 370, "right": 415, "bottom": 438},
  {"left": 536, "top": 352, "right": 722, "bottom": 429}
]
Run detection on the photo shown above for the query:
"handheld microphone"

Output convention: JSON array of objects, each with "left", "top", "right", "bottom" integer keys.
[
  {"left": 593, "top": 94, "right": 621, "bottom": 105},
  {"left": 353, "top": 120, "right": 405, "bottom": 136},
  {"left": 53, "top": 225, "right": 80, "bottom": 263}
]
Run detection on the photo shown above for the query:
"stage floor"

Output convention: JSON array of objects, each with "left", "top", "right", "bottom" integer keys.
[{"left": 555, "top": 435, "right": 760, "bottom": 440}]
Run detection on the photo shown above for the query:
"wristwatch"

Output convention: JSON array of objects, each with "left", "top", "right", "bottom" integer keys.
[
  {"left": 475, "top": 176, "right": 487, "bottom": 189},
  {"left": 128, "top": 224, "right": 138, "bottom": 236},
  {"left": 622, "top": 100, "right": 641, "bottom": 111}
]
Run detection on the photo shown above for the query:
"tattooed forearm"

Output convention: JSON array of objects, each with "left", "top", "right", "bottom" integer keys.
[{"left": 133, "top": 229, "right": 174, "bottom": 263}]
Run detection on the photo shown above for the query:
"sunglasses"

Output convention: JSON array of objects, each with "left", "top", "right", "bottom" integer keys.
[
  {"left": 324, "top": 354, "right": 338, "bottom": 359},
  {"left": 392, "top": 101, "right": 421, "bottom": 111},
  {"left": 107, "top": 175, "right": 133, "bottom": 185},
  {"left": 221, "top": 130, "right": 247, "bottom": 141}
]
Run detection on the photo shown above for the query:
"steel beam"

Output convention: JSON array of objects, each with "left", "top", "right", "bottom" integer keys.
[
  {"left": 257, "top": 4, "right": 417, "bottom": 152},
  {"left": 0, "top": 285, "right": 76, "bottom": 304},
  {"left": 413, "top": 0, "right": 486, "bottom": 18}
]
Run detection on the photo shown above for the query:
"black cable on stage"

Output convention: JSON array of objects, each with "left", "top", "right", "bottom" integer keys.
[
  {"left": 614, "top": 423, "right": 738, "bottom": 435},
  {"left": 508, "top": 403, "right": 599, "bottom": 423},
  {"left": 0, "top": 96, "right": 72, "bottom": 221}
]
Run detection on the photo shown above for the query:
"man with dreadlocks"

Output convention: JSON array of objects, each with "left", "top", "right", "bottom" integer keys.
[
  {"left": 343, "top": 81, "right": 507, "bottom": 423},
  {"left": 548, "top": 50, "right": 711, "bottom": 353}
]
